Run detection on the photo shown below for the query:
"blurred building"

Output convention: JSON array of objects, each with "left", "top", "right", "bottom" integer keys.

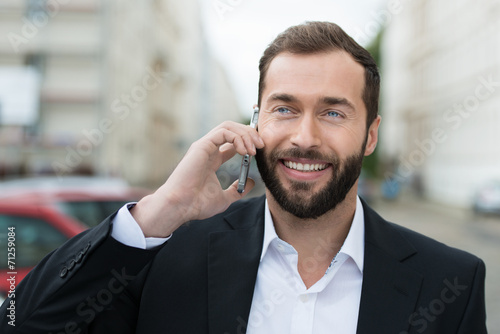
[
  {"left": 380, "top": 0, "right": 500, "bottom": 207},
  {"left": 0, "top": 0, "right": 241, "bottom": 187}
]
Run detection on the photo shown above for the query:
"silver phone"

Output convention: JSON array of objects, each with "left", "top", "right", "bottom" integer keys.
[{"left": 237, "top": 107, "right": 260, "bottom": 193}]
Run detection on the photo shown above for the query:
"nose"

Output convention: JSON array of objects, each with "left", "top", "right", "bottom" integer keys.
[{"left": 289, "top": 114, "right": 322, "bottom": 149}]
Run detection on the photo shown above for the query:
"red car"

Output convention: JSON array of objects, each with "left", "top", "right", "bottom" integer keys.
[
  {"left": 0, "top": 201, "right": 86, "bottom": 304},
  {"left": 0, "top": 178, "right": 151, "bottom": 304},
  {"left": 1, "top": 187, "right": 150, "bottom": 228}
]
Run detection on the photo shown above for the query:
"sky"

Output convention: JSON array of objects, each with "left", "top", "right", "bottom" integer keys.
[{"left": 198, "top": 0, "right": 389, "bottom": 118}]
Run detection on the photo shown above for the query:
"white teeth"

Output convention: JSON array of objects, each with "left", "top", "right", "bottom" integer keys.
[{"left": 283, "top": 160, "right": 327, "bottom": 172}]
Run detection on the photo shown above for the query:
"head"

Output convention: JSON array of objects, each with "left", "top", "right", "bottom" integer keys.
[
  {"left": 255, "top": 22, "right": 381, "bottom": 219},
  {"left": 258, "top": 21, "right": 380, "bottom": 128}
]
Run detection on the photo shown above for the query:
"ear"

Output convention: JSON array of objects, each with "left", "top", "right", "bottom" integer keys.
[{"left": 364, "top": 115, "right": 381, "bottom": 156}]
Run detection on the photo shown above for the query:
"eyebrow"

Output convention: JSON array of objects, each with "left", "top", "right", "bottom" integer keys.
[
  {"left": 267, "top": 93, "right": 298, "bottom": 104},
  {"left": 267, "top": 93, "right": 356, "bottom": 111},
  {"left": 321, "top": 96, "right": 355, "bottom": 111}
]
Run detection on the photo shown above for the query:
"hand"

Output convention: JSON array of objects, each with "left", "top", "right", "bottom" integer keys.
[{"left": 130, "top": 121, "right": 265, "bottom": 237}]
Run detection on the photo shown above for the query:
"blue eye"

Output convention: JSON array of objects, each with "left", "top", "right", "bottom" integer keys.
[
  {"left": 327, "top": 111, "right": 341, "bottom": 118},
  {"left": 276, "top": 107, "right": 291, "bottom": 114}
]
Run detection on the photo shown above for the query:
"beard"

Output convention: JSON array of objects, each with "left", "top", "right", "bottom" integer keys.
[{"left": 255, "top": 142, "right": 366, "bottom": 219}]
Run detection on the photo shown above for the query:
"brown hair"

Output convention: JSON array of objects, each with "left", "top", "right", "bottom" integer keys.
[{"left": 258, "top": 21, "right": 380, "bottom": 127}]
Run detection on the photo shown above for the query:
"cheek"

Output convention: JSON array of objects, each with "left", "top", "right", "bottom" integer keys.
[
  {"left": 258, "top": 126, "right": 276, "bottom": 143},
  {"left": 335, "top": 124, "right": 366, "bottom": 146},
  {"left": 324, "top": 125, "right": 366, "bottom": 158},
  {"left": 258, "top": 116, "right": 286, "bottom": 142}
]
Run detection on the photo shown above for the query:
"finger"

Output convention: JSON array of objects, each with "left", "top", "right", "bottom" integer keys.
[
  {"left": 214, "top": 122, "right": 263, "bottom": 150},
  {"left": 220, "top": 144, "right": 237, "bottom": 164},
  {"left": 205, "top": 124, "right": 263, "bottom": 158},
  {"left": 223, "top": 178, "right": 256, "bottom": 203},
  {"left": 231, "top": 136, "right": 249, "bottom": 156},
  {"left": 219, "top": 142, "right": 233, "bottom": 152},
  {"left": 235, "top": 128, "right": 264, "bottom": 155},
  {"left": 207, "top": 128, "right": 249, "bottom": 156},
  {"left": 241, "top": 133, "right": 257, "bottom": 155},
  {"left": 251, "top": 130, "right": 265, "bottom": 149}
]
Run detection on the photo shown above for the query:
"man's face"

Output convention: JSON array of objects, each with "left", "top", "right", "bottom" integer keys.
[{"left": 255, "top": 51, "right": 380, "bottom": 219}]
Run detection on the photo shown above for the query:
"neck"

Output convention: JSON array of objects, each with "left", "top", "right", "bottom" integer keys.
[{"left": 266, "top": 186, "right": 358, "bottom": 288}]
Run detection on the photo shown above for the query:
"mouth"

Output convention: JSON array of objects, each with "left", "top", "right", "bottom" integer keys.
[{"left": 281, "top": 159, "right": 330, "bottom": 172}]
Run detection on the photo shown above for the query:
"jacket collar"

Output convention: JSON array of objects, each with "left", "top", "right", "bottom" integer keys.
[
  {"left": 356, "top": 199, "right": 423, "bottom": 334},
  {"left": 206, "top": 196, "right": 424, "bottom": 334},
  {"left": 207, "top": 196, "right": 266, "bottom": 334}
]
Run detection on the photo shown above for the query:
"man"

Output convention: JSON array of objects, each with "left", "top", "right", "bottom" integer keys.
[{"left": 0, "top": 22, "right": 486, "bottom": 334}]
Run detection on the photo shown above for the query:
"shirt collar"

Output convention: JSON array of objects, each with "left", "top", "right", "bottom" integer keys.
[
  {"left": 260, "top": 199, "right": 278, "bottom": 262},
  {"left": 260, "top": 196, "right": 365, "bottom": 273}
]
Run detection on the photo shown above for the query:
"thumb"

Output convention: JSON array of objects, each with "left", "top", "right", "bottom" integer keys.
[{"left": 224, "top": 178, "right": 256, "bottom": 202}]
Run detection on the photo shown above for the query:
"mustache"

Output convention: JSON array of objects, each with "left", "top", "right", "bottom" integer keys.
[{"left": 264, "top": 147, "right": 339, "bottom": 164}]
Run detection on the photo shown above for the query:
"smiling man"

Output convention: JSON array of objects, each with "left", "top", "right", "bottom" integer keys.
[
  {"left": 256, "top": 51, "right": 376, "bottom": 220},
  {"left": 0, "top": 22, "right": 486, "bottom": 334}
]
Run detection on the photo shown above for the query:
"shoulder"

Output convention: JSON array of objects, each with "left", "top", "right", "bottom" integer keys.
[
  {"left": 362, "top": 201, "right": 484, "bottom": 273},
  {"left": 390, "top": 221, "right": 482, "bottom": 269},
  {"left": 145, "top": 195, "right": 266, "bottom": 282},
  {"left": 362, "top": 202, "right": 487, "bottom": 333},
  {"left": 161, "top": 195, "right": 265, "bottom": 247}
]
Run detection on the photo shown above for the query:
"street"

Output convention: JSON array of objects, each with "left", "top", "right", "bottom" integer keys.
[{"left": 372, "top": 195, "right": 500, "bottom": 333}]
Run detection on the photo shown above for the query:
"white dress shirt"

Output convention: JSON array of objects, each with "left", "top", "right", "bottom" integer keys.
[
  {"left": 112, "top": 203, "right": 170, "bottom": 248},
  {"left": 111, "top": 197, "right": 365, "bottom": 333},
  {"left": 246, "top": 197, "right": 365, "bottom": 334}
]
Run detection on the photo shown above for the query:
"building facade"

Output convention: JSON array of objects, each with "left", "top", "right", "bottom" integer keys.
[
  {"left": 380, "top": 0, "right": 500, "bottom": 207},
  {"left": 0, "top": 0, "right": 241, "bottom": 187}
]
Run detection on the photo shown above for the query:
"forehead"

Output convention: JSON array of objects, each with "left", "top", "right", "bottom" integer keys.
[{"left": 263, "top": 51, "right": 366, "bottom": 108}]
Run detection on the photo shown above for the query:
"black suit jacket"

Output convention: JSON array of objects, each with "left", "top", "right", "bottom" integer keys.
[{"left": 0, "top": 196, "right": 486, "bottom": 333}]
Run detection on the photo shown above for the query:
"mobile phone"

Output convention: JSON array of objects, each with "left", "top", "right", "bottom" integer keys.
[{"left": 237, "top": 106, "right": 260, "bottom": 193}]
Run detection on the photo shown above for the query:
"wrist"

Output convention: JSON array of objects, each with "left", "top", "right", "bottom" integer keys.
[{"left": 130, "top": 194, "right": 187, "bottom": 238}]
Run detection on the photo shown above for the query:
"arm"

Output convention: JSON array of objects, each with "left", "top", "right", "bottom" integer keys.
[
  {"left": 0, "top": 121, "right": 263, "bottom": 332},
  {"left": 131, "top": 121, "right": 264, "bottom": 237},
  {"left": 0, "top": 215, "right": 159, "bottom": 333}
]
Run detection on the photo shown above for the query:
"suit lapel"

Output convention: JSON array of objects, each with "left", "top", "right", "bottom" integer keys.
[
  {"left": 356, "top": 202, "right": 423, "bottom": 334},
  {"left": 206, "top": 197, "right": 424, "bottom": 333},
  {"left": 207, "top": 197, "right": 265, "bottom": 334}
]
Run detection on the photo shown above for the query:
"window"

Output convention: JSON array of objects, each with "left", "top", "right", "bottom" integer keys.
[
  {"left": 55, "top": 200, "right": 128, "bottom": 227},
  {"left": 0, "top": 214, "right": 68, "bottom": 269}
]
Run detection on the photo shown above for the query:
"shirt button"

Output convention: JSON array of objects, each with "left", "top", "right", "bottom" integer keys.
[
  {"left": 277, "top": 244, "right": 285, "bottom": 251},
  {"left": 299, "top": 294, "right": 309, "bottom": 303}
]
